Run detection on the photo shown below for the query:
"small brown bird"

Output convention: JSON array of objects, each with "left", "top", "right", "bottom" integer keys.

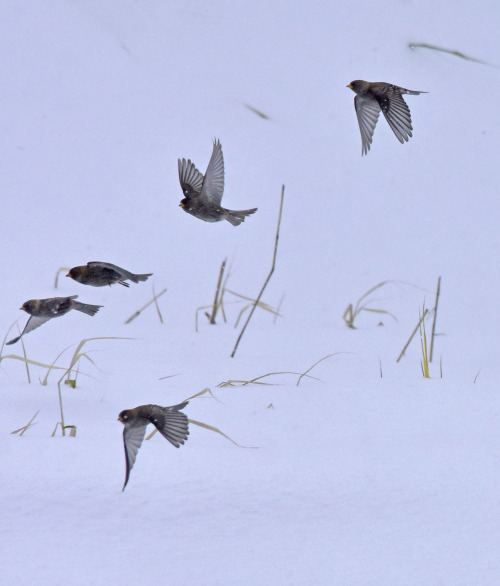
[
  {"left": 178, "top": 139, "right": 257, "bottom": 226},
  {"left": 67, "top": 262, "right": 153, "bottom": 288},
  {"left": 6, "top": 295, "right": 102, "bottom": 345},
  {"left": 347, "top": 80, "right": 427, "bottom": 155},
  {"left": 118, "top": 401, "right": 189, "bottom": 491}
]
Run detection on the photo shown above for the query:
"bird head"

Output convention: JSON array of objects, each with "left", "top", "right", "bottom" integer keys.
[
  {"left": 118, "top": 410, "right": 130, "bottom": 423},
  {"left": 180, "top": 198, "right": 192, "bottom": 211}
]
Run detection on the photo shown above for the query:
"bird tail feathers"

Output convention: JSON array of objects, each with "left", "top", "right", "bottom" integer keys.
[
  {"left": 226, "top": 208, "right": 258, "bottom": 226},
  {"left": 70, "top": 300, "right": 103, "bottom": 316}
]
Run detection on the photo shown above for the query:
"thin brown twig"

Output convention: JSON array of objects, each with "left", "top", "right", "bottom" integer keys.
[
  {"left": 429, "top": 276, "right": 441, "bottom": 362},
  {"left": 231, "top": 185, "right": 284, "bottom": 357}
]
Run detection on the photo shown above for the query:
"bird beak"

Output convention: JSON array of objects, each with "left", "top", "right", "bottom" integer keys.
[
  {"left": 66, "top": 273, "right": 70, "bottom": 277},
  {"left": 179, "top": 202, "right": 184, "bottom": 208},
  {"left": 347, "top": 84, "right": 352, "bottom": 89}
]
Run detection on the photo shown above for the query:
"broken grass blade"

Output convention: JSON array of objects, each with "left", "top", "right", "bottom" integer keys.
[
  {"left": 296, "top": 353, "right": 345, "bottom": 386},
  {"left": 152, "top": 285, "right": 165, "bottom": 324},
  {"left": 244, "top": 104, "right": 270, "bottom": 119},
  {"left": 184, "top": 387, "right": 216, "bottom": 401},
  {"left": 429, "top": 276, "right": 441, "bottom": 363},
  {"left": 125, "top": 288, "right": 167, "bottom": 324},
  {"left": 396, "top": 309, "right": 429, "bottom": 363},
  {"left": 11, "top": 410, "right": 40, "bottom": 435},
  {"left": 0, "top": 354, "right": 67, "bottom": 371},
  {"left": 188, "top": 418, "right": 257, "bottom": 448},
  {"left": 54, "top": 266, "right": 71, "bottom": 289},
  {"left": 409, "top": 42, "right": 489, "bottom": 65}
]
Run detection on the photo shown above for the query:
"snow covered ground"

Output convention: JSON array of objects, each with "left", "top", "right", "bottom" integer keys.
[{"left": 2, "top": 1, "right": 500, "bottom": 584}]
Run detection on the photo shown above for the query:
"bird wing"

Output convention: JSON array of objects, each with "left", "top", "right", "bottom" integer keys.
[
  {"left": 145, "top": 402, "right": 189, "bottom": 448},
  {"left": 86, "top": 261, "right": 130, "bottom": 285},
  {"left": 377, "top": 87, "right": 413, "bottom": 143},
  {"left": 122, "top": 423, "right": 148, "bottom": 491},
  {"left": 87, "top": 261, "right": 123, "bottom": 273},
  {"left": 199, "top": 139, "right": 225, "bottom": 205},
  {"left": 6, "top": 315, "right": 52, "bottom": 345},
  {"left": 178, "top": 158, "right": 205, "bottom": 198},
  {"left": 354, "top": 95, "right": 381, "bottom": 156}
]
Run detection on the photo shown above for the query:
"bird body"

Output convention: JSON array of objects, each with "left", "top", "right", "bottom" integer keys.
[
  {"left": 118, "top": 401, "right": 189, "bottom": 491},
  {"left": 6, "top": 295, "right": 102, "bottom": 345},
  {"left": 178, "top": 139, "right": 257, "bottom": 225},
  {"left": 347, "top": 80, "right": 426, "bottom": 155},
  {"left": 67, "top": 262, "right": 152, "bottom": 287}
]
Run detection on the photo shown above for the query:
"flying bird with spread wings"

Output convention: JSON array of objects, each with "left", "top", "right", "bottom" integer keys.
[
  {"left": 178, "top": 139, "right": 257, "bottom": 225},
  {"left": 118, "top": 401, "right": 189, "bottom": 491},
  {"left": 6, "top": 295, "right": 102, "bottom": 345},
  {"left": 347, "top": 80, "right": 427, "bottom": 155}
]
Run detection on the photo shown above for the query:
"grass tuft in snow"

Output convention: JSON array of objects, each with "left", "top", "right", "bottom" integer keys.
[
  {"left": 343, "top": 281, "right": 398, "bottom": 328},
  {"left": 218, "top": 353, "right": 342, "bottom": 387},
  {"left": 396, "top": 277, "right": 442, "bottom": 366},
  {"left": 46, "top": 337, "right": 133, "bottom": 437},
  {"left": 195, "top": 260, "right": 280, "bottom": 331},
  {"left": 196, "top": 258, "right": 228, "bottom": 329},
  {"left": 228, "top": 289, "right": 280, "bottom": 327}
]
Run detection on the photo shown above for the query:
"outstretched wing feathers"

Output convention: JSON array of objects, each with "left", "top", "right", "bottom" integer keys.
[
  {"left": 122, "top": 424, "right": 148, "bottom": 491},
  {"left": 200, "top": 139, "right": 225, "bottom": 205},
  {"left": 178, "top": 158, "right": 205, "bottom": 198}
]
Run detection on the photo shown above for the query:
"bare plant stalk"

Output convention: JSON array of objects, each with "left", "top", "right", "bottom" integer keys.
[
  {"left": 209, "top": 259, "right": 226, "bottom": 324},
  {"left": 125, "top": 288, "right": 167, "bottom": 324},
  {"left": 52, "top": 336, "right": 132, "bottom": 436},
  {"left": 420, "top": 304, "right": 430, "bottom": 378},
  {"left": 274, "top": 294, "right": 285, "bottom": 324},
  {"left": 231, "top": 185, "right": 284, "bottom": 358},
  {"left": 429, "top": 276, "right": 441, "bottom": 362},
  {"left": 152, "top": 285, "right": 164, "bottom": 324},
  {"left": 396, "top": 309, "right": 429, "bottom": 363},
  {"left": 56, "top": 379, "right": 66, "bottom": 436},
  {"left": 54, "top": 267, "right": 71, "bottom": 289},
  {"left": 19, "top": 336, "right": 31, "bottom": 384}
]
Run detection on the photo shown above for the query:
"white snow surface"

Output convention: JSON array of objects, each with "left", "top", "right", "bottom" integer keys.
[{"left": 2, "top": 1, "right": 500, "bottom": 584}]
